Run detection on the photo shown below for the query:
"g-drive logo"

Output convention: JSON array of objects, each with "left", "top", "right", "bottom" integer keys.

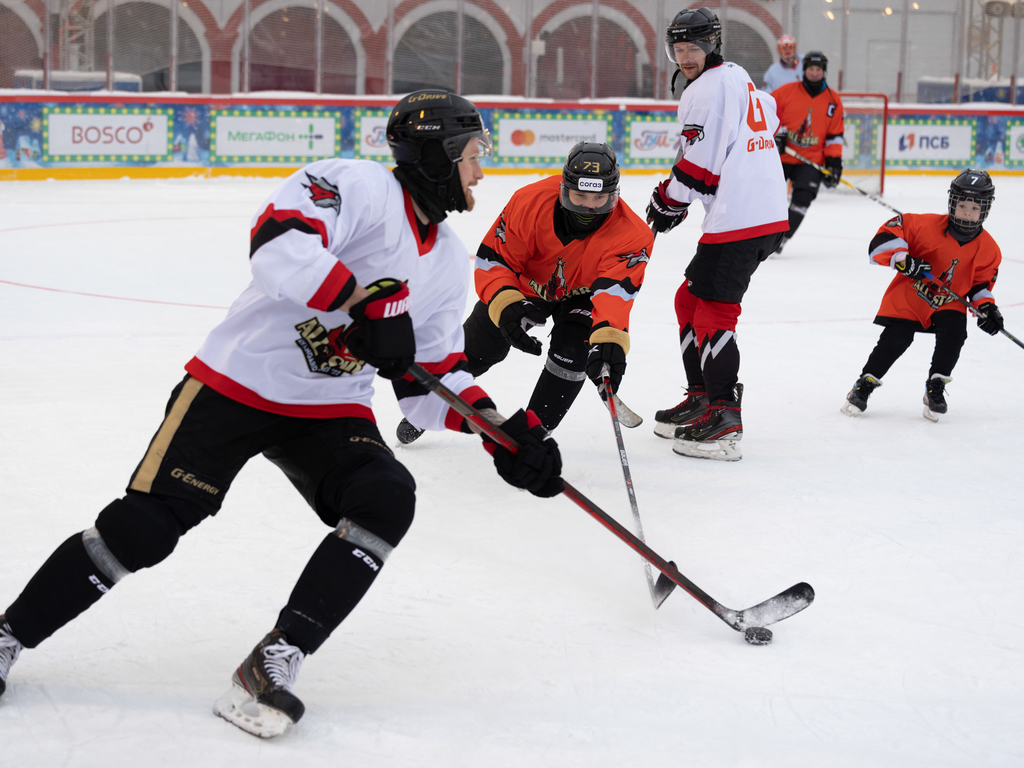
[
  {"left": 898, "top": 133, "right": 950, "bottom": 152},
  {"left": 578, "top": 177, "right": 603, "bottom": 191}
]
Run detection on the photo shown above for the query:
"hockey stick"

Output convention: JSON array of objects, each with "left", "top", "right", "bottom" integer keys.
[
  {"left": 784, "top": 146, "right": 903, "bottom": 216},
  {"left": 605, "top": 393, "right": 643, "bottom": 428},
  {"left": 407, "top": 362, "right": 815, "bottom": 633},
  {"left": 923, "top": 271, "right": 1024, "bottom": 350},
  {"left": 601, "top": 370, "right": 676, "bottom": 608}
]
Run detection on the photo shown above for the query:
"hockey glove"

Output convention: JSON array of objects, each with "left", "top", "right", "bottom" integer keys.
[
  {"left": 585, "top": 342, "right": 627, "bottom": 397},
  {"left": 895, "top": 255, "right": 931, "bottom": 281},
  {"left": 342, "top": 278, "right": 415, "bottom": 380},
  {"left": 774, "top": 130, "right": 788, "bottom": 156},
  {"left": 977, "top": 303, "right": 1004, "bottom": 335},
  {"left": 646, "top": 180, "right": 689, "bottom": 234},
  {"left": 499, "top": 299, "right": 547, "bottom": 356},
  {"left": 482, "top": 409, "right": 563, "bottom": 498},
  {"left": 823, "top": 156, "right": 843, "bottom": 189}
]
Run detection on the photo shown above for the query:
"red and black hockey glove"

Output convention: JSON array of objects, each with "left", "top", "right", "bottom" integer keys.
[
  {"left": 342, "top": 278, "right": 415, "bottom": 380},
  {"left": 585, "top": 342, "right": 627, "bottom": 398},
  {"left": 498, "top": 299, "right": 547, "bottom": 356},
  {"left": 977, "top": 303, "right": 1004, "bottom": 335},
  {"left": 482, "top": 409, "right": 563, "bottom": 498},
  {"left": 895, "top": 255, "right": 931, "bottom": 281},
  {"left": 646, "top": 180, "right": 689, "bottom": 234}
]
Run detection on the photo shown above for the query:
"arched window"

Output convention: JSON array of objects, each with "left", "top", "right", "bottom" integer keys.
[
  {"left": 393, "top": 11, "right": 503, "bottom": 94},
  {"left": 249, "top": 7, "right": 358, "bottom": 93},
  {"left": 0, "top": 5, "right": 41, "bottom": 89},
  {"left": 535, "top": 16, "right": 651, "bottom": 99},
  {"left": 94, "top": 2, "right": 203, "bottom": 92}
]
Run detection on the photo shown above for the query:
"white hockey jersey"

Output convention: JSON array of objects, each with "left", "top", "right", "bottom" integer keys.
[
  {"left": 185, "top": 159, "right": 489, "bottom": 434},
  {"left": 762, "top": 56, "right": 803, "bottom": 93},
  {"left": 665, "top": 62, "right": 789, "bottom": 244}
]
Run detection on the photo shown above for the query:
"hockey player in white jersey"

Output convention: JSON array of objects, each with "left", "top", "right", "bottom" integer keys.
[
  {"left": 0, "top": 91, "right": 563, "bottom": 736},
  {"left": 646, "top": 7, "right": 788, "bottom": 461}
]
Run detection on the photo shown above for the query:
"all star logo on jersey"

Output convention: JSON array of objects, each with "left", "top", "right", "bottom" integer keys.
[
  {"left": 620, "top": 247, "right": 650, "bottom": 269},
  {"left": 303, "top": 173, "right": 341, "bottom": 213},
  {"left": 680, "top": 124, "right": 705, "bottom": 145},
  {"left": 913, "top": 258, "right": 959, "bottom": 310},
  {"left": 294, "top": 317, "right": 366, "bottom": 376}
]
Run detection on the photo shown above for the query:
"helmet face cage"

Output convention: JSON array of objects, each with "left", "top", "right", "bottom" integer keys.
[
  {"left": 560, "top": 142, "right": 620, "bottom": 215},
  {"left": 778, "top": 35, "right": 796, "bottom": 58},
  {"left": 948, "top": 170, "right": 995, "bottom": 232},
  {"left": 664, "top": 8, "right": 722, "bottom": 64}
]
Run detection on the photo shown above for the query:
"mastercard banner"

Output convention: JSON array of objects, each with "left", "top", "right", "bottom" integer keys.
[{"left": 493, "top": 112, "right": 611, "bottom": 162}]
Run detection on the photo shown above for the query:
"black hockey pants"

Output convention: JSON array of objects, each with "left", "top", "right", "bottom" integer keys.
[{"left": 862, "top": 310, "right": 969, "bottom": 379}]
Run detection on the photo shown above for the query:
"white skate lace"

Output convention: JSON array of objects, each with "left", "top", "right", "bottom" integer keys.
[
  {"left": 0, "top": 623, "right": 23, "bottom": 681},
  {"left": 262, "top": 640, "right": 304, "bottom": 692}
]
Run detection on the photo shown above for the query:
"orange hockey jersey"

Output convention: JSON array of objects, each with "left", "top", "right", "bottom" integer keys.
[
  {"left": 475, "top": 175, "right": 654, "bottom": 353},
  {"left": 772, "top": 81, "right": 845, "bottom": 167},
  {"left": 868, "top": 213, "right": 1001, "bottom": 329}
]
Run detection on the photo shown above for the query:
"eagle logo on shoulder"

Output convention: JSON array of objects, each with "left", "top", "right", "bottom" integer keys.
[
  {"left": 680, "top": 124, "right": 705, "bottom": 145},
  {"left": 303, "top": 173, "right": 341, "bottom": 213},
  {"left": 620, "top": 247, "right": 650, "bottom": 269},
  {"left": 885, "top": 214, "right": 903, "bottom": 228}
]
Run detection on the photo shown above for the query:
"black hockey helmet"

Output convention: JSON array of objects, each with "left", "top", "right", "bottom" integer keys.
[
  {"left": 387, "top": 90, "right": 492, "bottom": 222},
  {"left": 664, "top": 7, "right": 722, "bottom": 64},
  {"left": 948, "top": 168, "right": 995, "bottom": 232},
  {"left": 560, "top": 142, "right": 620, "bottom": 216},
  {"left": 803, "top": 51, "right": 828, "bottom": 73}
]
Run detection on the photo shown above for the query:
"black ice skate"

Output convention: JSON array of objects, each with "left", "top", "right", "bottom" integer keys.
[
  {"left": 923, "top": 374, "right": 950, "bottom": 422},
  {"left": 214, "top": 629, "right": 305, "bottom": 738},
  {"left": 0, "top": 614, "right": 23, "bottom": 699},
  {"left": 841, "top": 374, "right": 882, "bottom": 417},
  {"left": 396, "top": 418, "right": 425, "bottom": 445},
  {"left": 653, "top": 387, "right": 709, "bottom": 438},
  {"left": 672, "top": 384, "right": 743, "bottom": 462}
]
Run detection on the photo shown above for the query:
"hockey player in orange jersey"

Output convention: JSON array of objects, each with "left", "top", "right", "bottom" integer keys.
[
  {"left": 771, "top": 51, "right": 845, "bottom": 253},
  {"left": 397, "top": 143, "right": 653, "bottom": 442},
  {"left": 842, "top": 169, "right": 1004, "bottom": 421}
]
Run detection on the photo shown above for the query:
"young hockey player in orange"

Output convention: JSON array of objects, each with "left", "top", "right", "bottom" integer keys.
[
  {"left": 397, "top": 142, "right": 653, "bottom": 443},
  {"left": 842, "top": 169, "right": 1003, "bottom": 421},
  {"left": 771, "top": 51, "right": 844, "bottom": 253}
]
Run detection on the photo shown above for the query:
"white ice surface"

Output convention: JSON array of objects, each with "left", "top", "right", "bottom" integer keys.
[{"left": 1, "top": 172, "right": 1022, "bottom": 767}]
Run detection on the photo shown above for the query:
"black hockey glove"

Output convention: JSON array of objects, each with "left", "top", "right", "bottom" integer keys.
[
  {"left": 977, "top": 303, "right": 1004, "bottom": 335},
  {"left": 482, "top": 409, "right": 563, "bottom": 498},
  {"left": 585, "top": 342, "right": 627, "bottom": 397},
  {"left": 895, "top": 255, "right": 931, "bottom": 281},
  {"left": 498, "top": 299, "right": 546, "bottom": 356},
  {"left": 342, "top": 278, "right": 415, "bottom": 380},
  {"left": 646, "top": 180, "right": 689, "bottom": 234},
  {"left": 774, "top": 130, "right": 787, "bottom": 156},
  {"left": 823, "top": 156, "right": 843, "bottom": 189}
]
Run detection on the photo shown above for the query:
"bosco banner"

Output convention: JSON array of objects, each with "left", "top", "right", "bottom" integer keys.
[
  {"left": 624, "top": 113, "right": 680, "bottom": 166},
  {"left": 884, "top": 118, "right": 975, "bottom": 167},
  {"left": 211, "top": 110, "right": 339, "bottom": 162},
  {"left": 493, "top": 112, "right": 611, "bottom": 162},
  {"left": 44, "top": 107, "right": 172, "bottom": 161}
]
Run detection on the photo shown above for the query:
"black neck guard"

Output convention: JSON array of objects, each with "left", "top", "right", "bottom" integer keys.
[
  {"left": 947, "top": 221, "right": 981, "bottom": 244},
  {"left": 393, "top": 164, "right": 469, "bottom": 225}
]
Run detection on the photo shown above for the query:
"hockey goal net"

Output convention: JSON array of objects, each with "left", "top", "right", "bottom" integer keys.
[{"left": 838, "top": 92, "right": 888, "bottom": 195}]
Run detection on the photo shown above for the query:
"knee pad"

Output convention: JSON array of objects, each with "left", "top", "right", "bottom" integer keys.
[
  {"left": 674, "top": 281, "right": 698, "bottom": 328},
  {"left": 93, "top": 494, "right": 185, "bottom": 574},
  {"left": 791, "top": 185, "right": 818, "bottom": 209},
  {"left": 693, "top": 298, "right": 742, "bottom": 337},
  {"left": 318, "top": 460, "right": 416, "bottom": 547},
  {"left": 546, "top": 319, "right": 590, "bottom": 377},
  {"left": 463, "top": 302, "right": 510, "bottom": 375}
]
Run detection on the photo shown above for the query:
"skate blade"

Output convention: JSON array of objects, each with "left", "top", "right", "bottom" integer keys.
[
  {"left": 922, "top": 406, "right": 941, "bottom": 423},
  {"left": 672, "top": 438, "right": 742, "bottom": 461},
  {"left": 840, "top": 402, "right": 863, "bottom": 417},
  {"left": 214, "top": 683, "right": 295, "bottom": 738}
]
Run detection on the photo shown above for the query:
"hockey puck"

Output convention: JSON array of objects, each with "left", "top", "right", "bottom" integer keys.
[{"left": 744, "top": 626, "right": 773, "bottom": 645}]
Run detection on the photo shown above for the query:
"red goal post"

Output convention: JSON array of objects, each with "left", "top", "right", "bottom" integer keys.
[{"left": 838, "top": 92, "right": 888, "bottom": 195}]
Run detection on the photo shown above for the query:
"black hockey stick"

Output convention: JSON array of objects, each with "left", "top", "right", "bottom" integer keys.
[
  {"left": 407, "top": 362, "right": 815, "bottom": 633},
  {"left": 923, "top": 271, "right": 1024, "bottom": 350},
  {"left": 784, "top": 146, "right": 903, "bottom": 216},
  {"left": 601, "top": 371, "right": 675, "bottom": 609}
]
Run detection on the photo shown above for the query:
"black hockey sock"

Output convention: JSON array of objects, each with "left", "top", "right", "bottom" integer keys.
[
  {"left": 5, "top": 533, "right": 116, "bottom": 648},
  {"left": 679, "top": 323, "right": 703, "bottom": 387},
  {"left": 276, "top": 532, "right": 385, "bottom": 655},
  {"left": 699, "top": 330, "right": 741, "bottom": 402},
  {"left": 527, "top": 368, "right": 585, "bottom": 430}
]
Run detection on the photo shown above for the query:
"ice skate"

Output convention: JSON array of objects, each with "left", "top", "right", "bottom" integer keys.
[
  {"left": 0, "top": 615, "right": 23, "bottom": 699},
  {"left": 654, "top": 387, "right": 709, "bottom": 438},
  {"left": 214, "top": 629, "right": 305, "bottom": 738},
  {"left": 922, "top": 374, "right": 950, "bottom": 422},
  {"left": 396, "top": 418, "right": 425, "bottom": 445},
  {"left": 672, "top": 385, "right": 743, "bottom": 462},
  {"left": 841, "top": 374, "right": 881, "bottom": 417}
]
